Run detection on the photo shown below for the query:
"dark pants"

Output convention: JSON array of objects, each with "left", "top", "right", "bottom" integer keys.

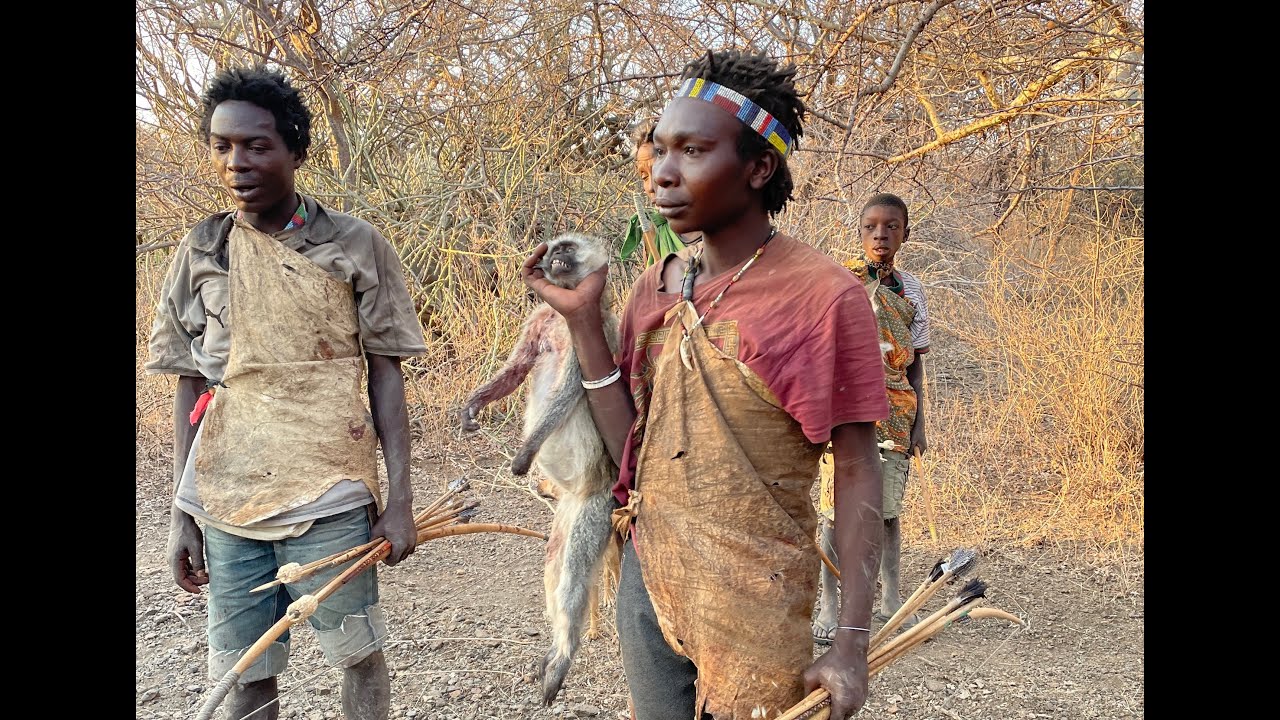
[{"left": 615, "top": 538, "right": 714, "bottom": 720}]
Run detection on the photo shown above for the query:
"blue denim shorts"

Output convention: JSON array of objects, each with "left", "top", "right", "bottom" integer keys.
[{"left": 204, "top": 505, "right": 385, "bottom": 683}]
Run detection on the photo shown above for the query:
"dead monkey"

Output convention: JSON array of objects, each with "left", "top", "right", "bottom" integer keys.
[{"left": 460, "top": 233, "right": 622, "bottom": 705}]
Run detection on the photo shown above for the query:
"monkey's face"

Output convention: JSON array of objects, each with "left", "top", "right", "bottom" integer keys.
[
  {"left": 540, "top": 233, "right": 608, "bottom": 289},
  {"left": 545, "top": 240, "right": 580, "bottom": 280}
]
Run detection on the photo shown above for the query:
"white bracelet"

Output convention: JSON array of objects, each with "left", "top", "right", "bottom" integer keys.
[
  {"left": 581, "top": 367, "right": 622, "bottom": 390},
  {"left": 837, "top": 626, "right": 870, "bottom": 633}
]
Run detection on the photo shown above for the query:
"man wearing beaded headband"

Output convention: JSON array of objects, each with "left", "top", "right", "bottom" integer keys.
[{"left": 521, "top": 50, "right": 887, "bottom": 719}]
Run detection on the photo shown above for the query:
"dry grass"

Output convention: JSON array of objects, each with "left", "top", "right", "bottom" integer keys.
[
  {"left": 137, "top": 257, "right": 176, "bottom": 459},
  {"left": 900, "top": 204, "right": 1144, "bottom": 560}
]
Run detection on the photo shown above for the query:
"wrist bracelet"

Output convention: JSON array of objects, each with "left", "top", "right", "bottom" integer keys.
[{"left": 581, "top": 367, "right": 622, "bottom": 390}]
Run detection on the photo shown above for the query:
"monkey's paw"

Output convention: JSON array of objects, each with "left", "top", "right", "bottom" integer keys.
[
  {"left": 538, "top": 649, "right": 572, "bottom": 706},
  {"left": 460, "top": 408, "right": 482, "bottom": 432},
  {"left": 511, "top": 451, "right": 534, "bottom": 476}
]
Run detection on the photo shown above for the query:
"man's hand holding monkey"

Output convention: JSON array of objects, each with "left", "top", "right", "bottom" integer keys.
[{"left": 521, "top": 242, "right": 609, "bottom": 325}]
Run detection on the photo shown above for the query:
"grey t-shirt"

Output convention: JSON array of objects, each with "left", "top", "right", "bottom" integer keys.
[
  {"left": 146, "top": 193, "right": 428, "bottom": 381},
  {"left": 146, "top": 194, "right": 428, "bottom": 532}
]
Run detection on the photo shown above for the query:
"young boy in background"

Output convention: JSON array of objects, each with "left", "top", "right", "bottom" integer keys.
[{"left": 815, "top": 192, "right": 931, "bottom": 644}]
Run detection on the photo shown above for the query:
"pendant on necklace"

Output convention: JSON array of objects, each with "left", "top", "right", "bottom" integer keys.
[{"left": 679, "top": 333, "right": 694, "bottom": 371}]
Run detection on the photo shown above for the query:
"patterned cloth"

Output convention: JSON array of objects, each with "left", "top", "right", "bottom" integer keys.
[
  {"left": 848, "top": 257, "right": 918, "bottom": 452},
  {"left": 673, "top": 77, "right": 795, "bottom": 156},
  {"left": 897, "top": 269, "right": 931, "bottom": 352},
  {"left": 818, "top": 257, "right": 923, "bottom": 523}
]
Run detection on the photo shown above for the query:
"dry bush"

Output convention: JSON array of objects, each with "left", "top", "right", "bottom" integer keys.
[
  {"left": 923, "top": 205, "right": 1143, "bottom": 551},
  {"left": 136, "top": 0, "right": 1144, "bottom": 555}
]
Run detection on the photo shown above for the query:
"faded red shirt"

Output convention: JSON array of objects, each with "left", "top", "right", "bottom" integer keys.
[{"left": 613, "top": 233, "right": 889, "bottom": 504}]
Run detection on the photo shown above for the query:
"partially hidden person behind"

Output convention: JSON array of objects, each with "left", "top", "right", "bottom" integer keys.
[
  {"left": 619, "top": 117, "right": 700, "bottom": 267},
  {"left": 145, "top": 66, "right": 428, "bottom": 720},
  {"left": 814, "top": 192, "right": 932, "bottom": 646},
  {"left": 520, "top": 49, "right": 889, "bottom": 720}
]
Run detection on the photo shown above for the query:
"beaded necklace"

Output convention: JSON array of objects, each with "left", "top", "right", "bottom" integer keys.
[{"left": 678, "top": 226, "right": 777, "bottom": 369}]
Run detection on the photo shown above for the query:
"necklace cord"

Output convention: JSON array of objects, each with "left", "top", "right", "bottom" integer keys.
[{"left": 681, "top": 225, "right": 776, "bottom": 336}]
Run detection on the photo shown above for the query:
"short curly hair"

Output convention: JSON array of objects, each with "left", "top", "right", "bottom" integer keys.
[
  {"left": 861, "top": 192, "right": 910, "bottom": 227},
  {"left": 198, "top": 66, "right": 312, "bottom": 157},
  {"left": 678, "top": 50, "right": 806, "bottom": 216}
]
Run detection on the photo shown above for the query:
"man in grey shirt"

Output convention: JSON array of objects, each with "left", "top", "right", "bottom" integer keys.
[{"left": 146, "top": 66, "right": 426, "bottom": 720}]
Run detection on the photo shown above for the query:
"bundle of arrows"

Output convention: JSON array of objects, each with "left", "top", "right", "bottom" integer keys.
[
  {"left": 777, "top": 548, "right": 1027, "bottom": 720},
  {"left": 193, "top": 477, "right": 547, "bottom": 720}
]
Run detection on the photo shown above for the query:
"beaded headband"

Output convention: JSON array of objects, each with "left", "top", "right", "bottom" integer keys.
[{"left": 670, "top": 77, "right": 794, "bottom": 157}]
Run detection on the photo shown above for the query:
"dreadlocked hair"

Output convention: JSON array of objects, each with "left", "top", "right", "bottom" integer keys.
[
  {"left": 680, "top": 49, "right": 806, "bottom": 216},
  {"left": 199, "top": 66, "right": 313, "bottom": 157}
]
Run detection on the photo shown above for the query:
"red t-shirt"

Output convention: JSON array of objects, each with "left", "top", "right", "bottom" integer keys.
[{"left": 612, "top": 234, "right": 889, "bottom": 504}]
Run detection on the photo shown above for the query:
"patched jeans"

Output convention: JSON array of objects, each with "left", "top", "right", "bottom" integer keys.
[{"left": 204, "top": 506, "right": 386, "bottom": 683}]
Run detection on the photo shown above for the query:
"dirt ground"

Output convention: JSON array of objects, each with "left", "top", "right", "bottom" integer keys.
[{"left": 134, "top": 428, "right": 1144, "bottom": 720}]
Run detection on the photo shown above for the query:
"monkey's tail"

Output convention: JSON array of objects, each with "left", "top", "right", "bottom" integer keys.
[{"left": 540, "top": 491, "right": 620, "bottom": 705}]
